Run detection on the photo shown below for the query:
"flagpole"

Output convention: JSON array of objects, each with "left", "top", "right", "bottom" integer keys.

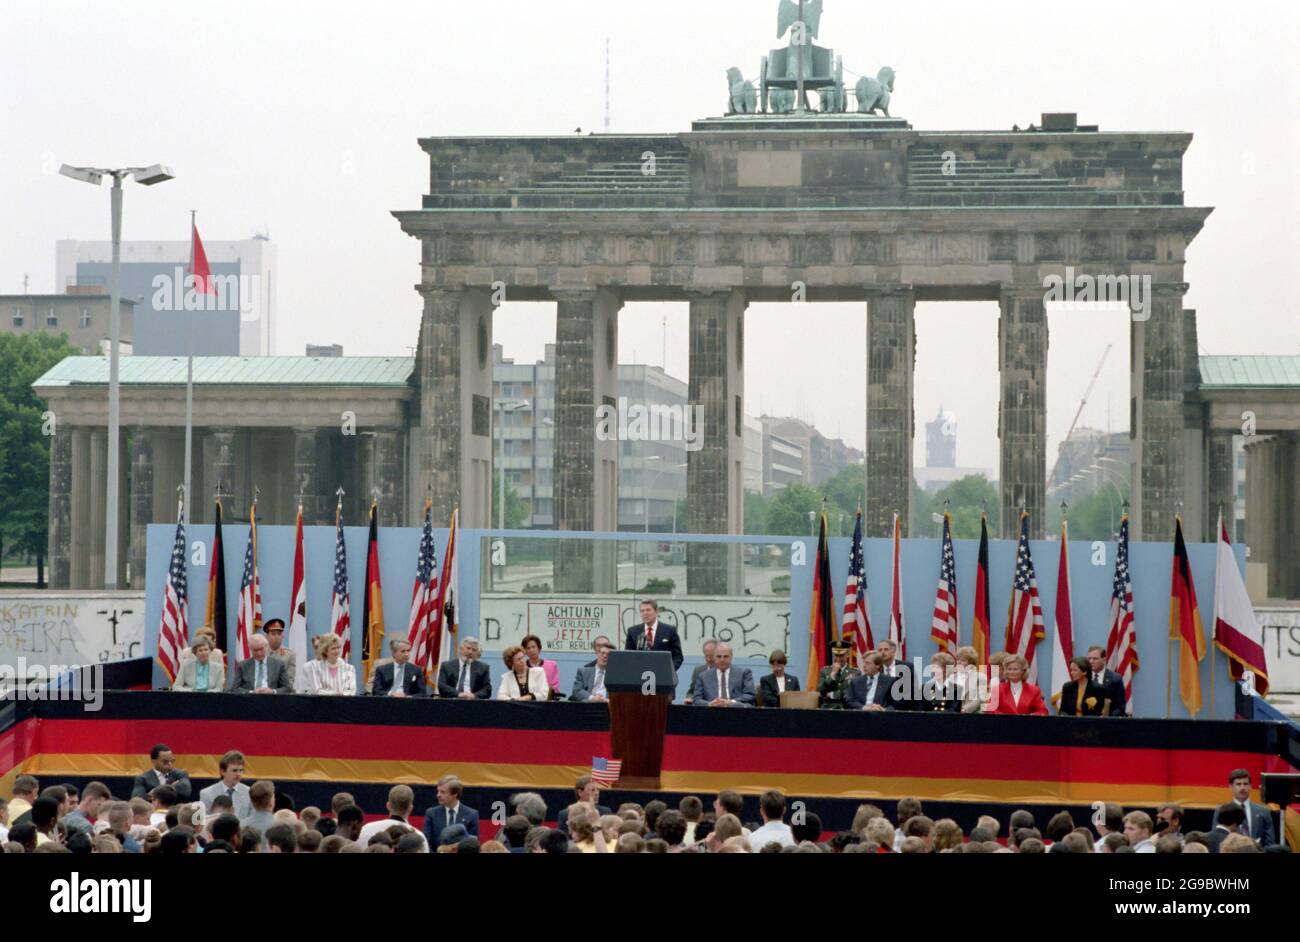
[
  {"left": 1210, "top": 506, "right": 1219, "bottom": 718},
  {"left": 184, "top": 210, "right": 195, "bottom": 516}
]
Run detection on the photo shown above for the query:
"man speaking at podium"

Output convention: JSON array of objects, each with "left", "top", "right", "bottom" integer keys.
[{"left": 625, "top": 599, "right": 683, "bottom": 695}]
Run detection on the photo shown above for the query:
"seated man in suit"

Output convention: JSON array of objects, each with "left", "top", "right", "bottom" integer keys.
[
  {"left": 571, "top": 635, "right": 613, "bottom": 703},
  {"left": 437, "top": 637, "right": 492, "bottom": 699},
  {"left": 846, "top": 652, "right": 894, "bottom": 711},
  {"left": 625, "top": 599, "right": 683, "bottom": 695},
  {"left": 683, "top": 639, "right": 717, "bottom": 705},
  {"left": 131, "top": 743, "right": 193, "bottom": 801},
  {"left": 689, "top": 642, "right": 755, "bottom": 707},
  {"left": 371, "top": 639, "right": 428, "bottom": 697},
  {"left": 230, "top": 633, "right": 293, "bottom": 694},
  {"left": 1211, "top": 768, "right": 1276, "bottom": 846},
  {"left": 422, "top": 774, "right": 479, "bottom": 848},
  {"left": 758, "top": 649, "right": 799, "bottom": 707},
  {"left": 1085, "top": 645, "right": 1128, "bottom": 716},
  {"left": 199, "top": 750, "right": 252, "bottom": 820}
]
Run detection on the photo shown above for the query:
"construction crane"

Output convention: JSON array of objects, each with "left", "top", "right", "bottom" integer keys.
[{"left": 1049, "top": 344, "right": 1112, "bottom": 487}]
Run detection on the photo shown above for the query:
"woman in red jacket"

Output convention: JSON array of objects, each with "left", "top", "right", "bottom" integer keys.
[{"left": 986, "top": 655, "right": 1048, "bottom": 715}]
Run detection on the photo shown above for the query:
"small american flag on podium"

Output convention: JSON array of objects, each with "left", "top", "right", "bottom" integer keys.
[{"left": 590, "top": 757, "right": 622, "bottom": 787}]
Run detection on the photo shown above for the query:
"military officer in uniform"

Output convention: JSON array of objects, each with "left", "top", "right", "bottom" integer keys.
[{"left": 817, "top": 640, "right": 860, "bottom": 709}]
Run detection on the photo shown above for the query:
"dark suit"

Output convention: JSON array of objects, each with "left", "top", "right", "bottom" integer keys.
[
  {"left": 915, "top": 677, "right": 962, "bottom": 713},
  {"left": 436, "top": 658, "right": 492, "bottom": 699},
  {"left": 878, "top": 663, "right": 916, "bottom": 711},
  {"left": 1211, "top": 801, "right": 1276, "bottom": 846},
  {"left": 1088, "top": 668, "right": 1127, "bottom": 716},
  {"left": 130, "top": 767, "right": 193, "bottom": 801},
  {"left": 422, "top": 803, "right": 480, "bottom": 848},
  {"left": 845, "top": 671, "right": 894, "bottom": 711},
  {"left": 230, "top": 656, "right": 293, "bottom": 694},
  {"left": 690, "top": 667, "right": 756, "bottom": 706},
  {"left": 625, "top": 621, "right": 683, "bottom": 694},
  {"left": 758, "top": 672, "right": 800, "bottom": 707},
  {"left": 370, "top": 661, "right": 428, "bottom": 697},
  {"left": 557, "top": 803, "right": 611, "bottom": 836},
  {"left": 1058, "top": 679, "right": 1112, "bottom": 716},
  {"left": 1202, "top": 827, "right": 1233, "bottom": 853}
]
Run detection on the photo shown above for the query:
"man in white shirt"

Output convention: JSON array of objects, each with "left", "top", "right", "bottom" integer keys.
[
  {"left": 357, "top": 785, "right": 428, "bottom": 851},
  {"left": 1124, "top": 810, "right": 1156, "bottom": 852},
  {"left": 747, "top": 789, "right": 796, "bottom": 851}
]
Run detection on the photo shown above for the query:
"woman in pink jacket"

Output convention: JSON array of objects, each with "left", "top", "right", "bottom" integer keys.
[{"left": 522, "top": 634, "right": 561, "bottom": 697}]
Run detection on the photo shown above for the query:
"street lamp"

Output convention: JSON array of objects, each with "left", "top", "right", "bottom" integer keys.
[
  {"left": 494, "top": 398, "right": 530, "bottom": 529},
  {"left": 60, "top": 162, "right": 175, "bottom": 590}
]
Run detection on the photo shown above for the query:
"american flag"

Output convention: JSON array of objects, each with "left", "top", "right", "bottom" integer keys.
[
  {"left": 156, "top": 498, "right": 189, "bottom": 683},
  {"left": 840, "top": 511, "right": 873, "bottom": 665},
  {"left": 234, "top": 505, "right": 261, "bottom": 662},
  {"left": 406, "top": 500, "right": 440, "bottom": 674},
  {"left": 1004, "top": 512, "right": 1045, "bottom": 684},
  {"left": 1105, "top": 515, "right": 1138, "bottom": 714},
  {"left": 331, "top": 502, "right": 352, "bottom": 660},
  {"left": 590, "top": 757, "right": 622, "bottom": 787},
  {"left": 930, "top": 512, "right": 959, "bottom": 653}
]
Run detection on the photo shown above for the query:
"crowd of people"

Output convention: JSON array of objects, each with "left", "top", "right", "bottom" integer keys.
[{"left": 0, "top": 749, "right": 1285, "bottom": 854}]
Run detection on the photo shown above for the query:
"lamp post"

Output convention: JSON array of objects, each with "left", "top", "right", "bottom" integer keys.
[{"left": 60, "top": 163, "right": 174, "bottom": 589}]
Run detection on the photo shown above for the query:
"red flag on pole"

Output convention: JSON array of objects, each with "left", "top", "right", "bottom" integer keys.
[
  {"left": 888, "top": 513, "right": 907, "bottom": 662},
  {"left": 189, "top": 222, "right": 214, "bottom": 296},
  {"left": 287, "top": 504, "right": 308, "bottom": 689},
  {"left": 1049, "top": 520, "right": 1073, "bottom": 706}
]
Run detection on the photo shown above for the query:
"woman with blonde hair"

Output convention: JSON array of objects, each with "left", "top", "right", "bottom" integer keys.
[
  {"left": 952, "top": 646, "right": 985, "bottom": 713},
  {"left": 301, "top": 634, "right": 357, "bottom": 696},
  {"left": 180, "top": 627, "right": 225, "bottom": 668},
  {"left": 496, "top": 645, "right": 549, "bottom": 701},
  {"left": 985, "top": 654, "right": 1048, "bottom": 715}
]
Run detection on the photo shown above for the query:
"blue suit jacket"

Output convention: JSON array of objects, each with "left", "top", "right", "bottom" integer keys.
[
  {"left": 690, "top": 667, "right": 755, "bottom": 706},
  {"left": 422, "top": 803, "right": 480, "bottom": 848},
  {"left": 1210, "top": 801, "right": 1276, "bottom": 847}
]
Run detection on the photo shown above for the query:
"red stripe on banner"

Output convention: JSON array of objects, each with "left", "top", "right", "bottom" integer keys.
[
  {"left": 0, "top": 717, "right": 41, "bottom": 779},
  {"left": 662, "top": 734, "right": 1262, "bottom": 788},
  {"left": 33, "top": 718, "right": 608, "bottom": 765}
]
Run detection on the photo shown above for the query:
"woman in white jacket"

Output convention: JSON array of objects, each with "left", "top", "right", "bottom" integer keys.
[
  {"left": 301, "top": 634, "right": 357, "bottom": 696},
  {"left": 497, "top": 645, "right": 549, "bottom": 701}
]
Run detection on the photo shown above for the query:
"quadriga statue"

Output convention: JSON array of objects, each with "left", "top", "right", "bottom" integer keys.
[
  {"left": 855, "top": 66, "right": 895, "bottom": 116},
  {"left": 727, "top": 67, "right": 757, "bottom": 114}
]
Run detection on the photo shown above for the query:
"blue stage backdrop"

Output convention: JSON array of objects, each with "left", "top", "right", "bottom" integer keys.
[{"left": 145, "top": 524, "right": 1244, "bottom": 718}]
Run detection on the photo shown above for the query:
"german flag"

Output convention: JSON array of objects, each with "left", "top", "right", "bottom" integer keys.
[
  {"left": 971, "top": 511, "right": 992, "bottom": 668},
  {"left": 1169, "top": 515, "right": 1206, "bottom": 715},
  {"left": 204, "top": 498, "right": 228, "bottom": 664},
  {"left": 805, "top": 509, "right": 837, "bottom": 690},
  {"left": 362, "top": 501, "right": 385, "bottom": 685}
]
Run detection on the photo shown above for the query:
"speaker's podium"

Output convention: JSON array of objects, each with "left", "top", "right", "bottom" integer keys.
[{"left": 605, "top": 650, "right": 675, "bottom": 789}]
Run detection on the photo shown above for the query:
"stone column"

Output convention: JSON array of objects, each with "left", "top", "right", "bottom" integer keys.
[
  {"left": 1245, "top": 434, "right": 1299, "bottom": 599},
  {"left": 1205, "top": 429, "right": 1236, "bottom": 543},
  {"left": 865, "top": 286, "right": 916, "bottom": 537},
  {"left": 129, "top": 428, "right": 154, "bottom": 590},
  {"left": 1131, "top": 284, "right": 1187, "bottom": 541},
  {"left": 88, "top": 427, "right": 108, "bottom": 589},
  {"left": 552, "top": 287, "right": 621, "bottom": 593},
  {"left": 361, "top": 429, "right": 405, "bottom": 527},
  {"left": 70, "top": 426, "right": 92, "bottom": 589},
  {"left": 47, "top": 427, "right": 73, "bottom": 589},
  {"left": 998, "top": 287, "right": 1047, "bottom": 539},
  {"left": 686, "top": 289, "right": 746, "bottom": 595},
  {"left": 206, "top": 427, "right": 238, "bottom": 511},
  {"left": 412, "top": 286, "right": 494, "bottom": 527},
  {"left": 292, "top": 427, "right": 326, "bottom": 523}
]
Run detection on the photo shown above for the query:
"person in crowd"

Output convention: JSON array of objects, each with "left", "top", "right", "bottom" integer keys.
[
  {"left": 1084, "top": 645, "right": 1128, "bottom": 716},
  {"left": 895, "top": 798, "right": 925, "bottom": 850},
  {"left": 1220, "top": 833, "right": 1260, "bottom": 854},
  {"left": 102, "top": 802, "right": 140, "bottom": 853},
  {"left": 933, "top": 818, "right": 963, "bottom": 851},
  {"left": 497, "top": 644, "right": 549, "bottom": 701},
  {"left": 1045, "top": 810, "right": 1075, "bottom": 845},
  {"left": 231, "top": 633, "right": 293, "bottom": 694},
  {"left": 845, "top": 652, "right": 892, "bottom": 711},
  {"left": 679, "top": 796, "right": 704, "bottom": 845},
  {"left": 264, "top": 823, "right": 297, "bottom": 854},
  {"left": 301, "top": 633, "right": 357, "bottom": 696},
  {"left": 131, "top": 743, "right": 193, "bottom": 801},
  {"left": 655, "top": 810, "right": 687, "bottom": 851},
  {"left": 422, "top": 774, "right": 479, "bottom": 847},
  {"left": 791, "top": 810, "right": 823, "bottom": 845},
  {"left": 30, "top": 797, "right": 59, "bottom": 847},
  {"left": 571, "top": 635, "right": 612, "bottom": 702},
  {"left": 370, "top": 638, "right": 428, "bottom": 697},
  {"left": 199, "top": 750, "right": 251, "bottom": 819},
  {"left": 512, "top": 792, "right": 548, "bottom": 828},
  {"left": 521, "top": 633, "right": 561, "bottom": 697},
  {"left": 952, "top": 646, "right": 985, "bottom": 713},
  {"left": 567, "top": 803, "right": 609, "bottom": 852},
  {"left": 357, "top": 785, "right": 428, "bottom": 851},
  {"left": 624, "top": 599, "right": 683, "bottom": 694},
  {"left": 684, "top": 639, "right": 718, "bottom": 705},
  {"left": 1211, "top": 768, "right": 1276, "bottom": 846},
  {"left": 758, "top": 649, "right": 800, "bottom": 707},
  {"left": 1204, "top": 802, "right": 1246, "bottom": 853},
  {"left": 557, "top": 775, "right": 611, "bottom": 834},
  {"left": 149, "top": 784, "right": 178, "bottom": 827},
  {"left": 437, "top": 637, "right": 493, "bottom": 699},
  {"left": 917, "top": 652, "right": 961, "bottom": 712},
  {"left": 985, "top": 655, "right": 1048, "bottom": 715},
  {"left": 1156, "top": 804, "right": 1185, "bottom": 845},
  {"left": 690, "top": 642, "right": 755, "bottom": 707},
  {"left": 6, "top": 775, "right": 38, "bottom": 827},
  {"left": 261, "top": 619, "right": 297, "bottom": 690},
  {"left": 173, "top": 635, "right": 225, "bottom": 692},
  {"left": 817, "top": 640, "right": 860, "bottom": 708},
  {"left": 1094, "top": 803, "right": 1124, "bottom": 852},
  {"left": 58, "top": 781, "right": 107, "bottom": 839},
  {"left": 243, "top": 781, "right": 278, "bottom": 840},
  {"left": 748, "top": 789, "right": 795, "bottom": 851},
  {"left": 1124, "top": 811, "right": 1156, "bottom": 852},
  {"left": 1058, "top": 656, "right": 1111, "bottom": 715}
]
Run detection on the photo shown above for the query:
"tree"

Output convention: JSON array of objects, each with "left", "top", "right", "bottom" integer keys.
[
  {"left": 763, "top": 482, "right": 824, "bottom": 536},
  {"left": 742, "top": 491, "right": 767, "bottom": 535},
  {"left": 1047, "top": 484, "right": 1128, "bottom": 542},
  {"left": 928, "top": 474, "right": 999, "bottom": 540},
  {"left": 0, "top": 333, "right": 77, "bottom": 586},
  {"left": 489, "top": 469, "right": 530, "bottom": 529}
]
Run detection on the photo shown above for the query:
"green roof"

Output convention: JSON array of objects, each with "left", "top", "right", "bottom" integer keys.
[
  {"left": 33, "top": 356, "right": 416, "bottom": 388},
  {"left": 1199, "top": 356, "right": 1300, "bottom": 389}
]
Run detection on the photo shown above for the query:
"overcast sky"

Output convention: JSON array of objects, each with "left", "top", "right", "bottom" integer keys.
[{"left": 3, "top": 0, "right": 1297, "bottom": 472}]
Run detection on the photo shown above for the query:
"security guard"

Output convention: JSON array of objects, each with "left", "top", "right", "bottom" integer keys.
[{"left": 817, "top": 640, "right": 860, "bottom": 709}]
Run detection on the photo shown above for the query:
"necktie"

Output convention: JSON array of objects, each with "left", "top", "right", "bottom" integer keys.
[
  {"left": 720, "top": 670, "right": 728, "bottom": 700},
  {"left": 458, "top": 661, "right": 469, "bottom": 692},
  {"left": 866, "top": 676, "right": 876, "bottom": 703},
  {"left": 256, "top": 660, "right": 265, "bottom": 689},
  {"left": 448, "top": 807, "right": 456, "bottom": 826},
  {"left": 646, "top": 626, "right": 654, "bottom": 649},
  {"left": 226, "top": 787, "right": 234, "bottom": 800}
]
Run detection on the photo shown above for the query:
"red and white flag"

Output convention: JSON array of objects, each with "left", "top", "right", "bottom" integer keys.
[
  {"left": 889, "top": 513, "right": 907, "bottom": 661},
  {"left": 287, "top": 503, "right": 308, "bottom": 689},
  {"left": 1213, "top": 513, "right": 1269, "bottom": 695},
  {"left": 188, "top": 221, "right": 214, "bottom": 296},
  {"left": 156, "top": 498, "right": 189, "bottom": 683},
  {"left": 929, "top": 512, "right": 958, "bottom": 654},
  {"left": 234, "top": 502, "right": 262, "bottom": 662},
  {"left": 407, "top": 500, "right": 440, "bottom": 675},
  {"left": 1105, "top": 515, "right": 1139, "bottom": 713},
  {"left": 1049, "top": 520, "right": 1073, "bottom": 706}
]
